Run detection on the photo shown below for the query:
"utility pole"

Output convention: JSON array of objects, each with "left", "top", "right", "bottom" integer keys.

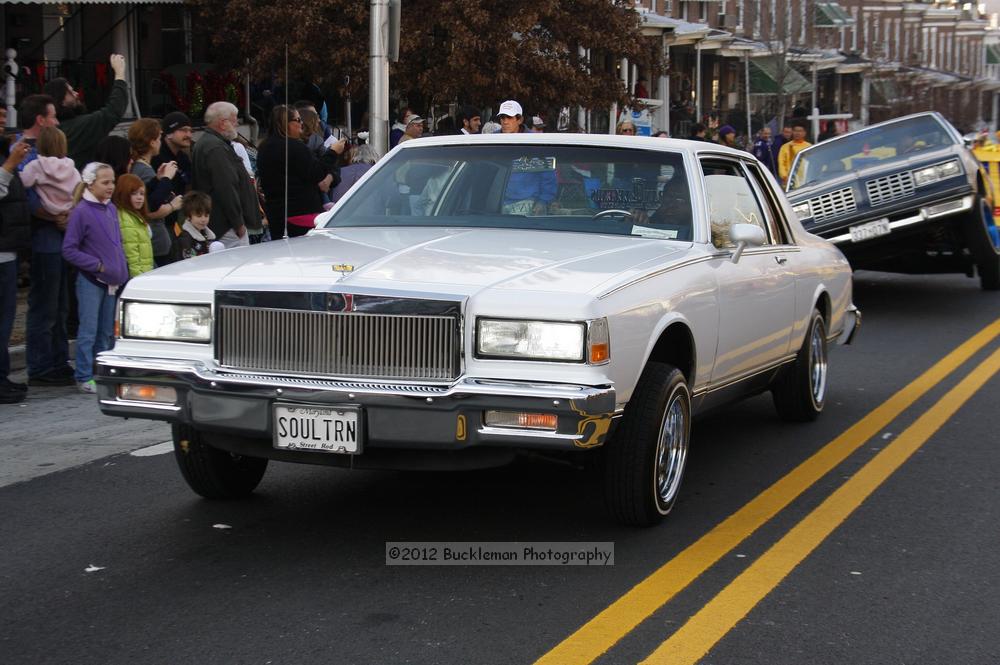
[{"left": 369, "top": 0, "right": 389, "bottom": 155}]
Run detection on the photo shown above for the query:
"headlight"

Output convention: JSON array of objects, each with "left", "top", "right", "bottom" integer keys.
[
  {"left": 477, "top": 318, "right": 586, "bottom": 362},
  {"left": 122, "top": 302, "right": 212, "bottom": 342},
  {"left": 912, "top": 159, "right": 962, "bottom": 187},
  {"left": 792, "top": 201, "right": 812, "bottom": 220}
]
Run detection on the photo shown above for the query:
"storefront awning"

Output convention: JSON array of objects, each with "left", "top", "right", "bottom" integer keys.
[
  {"left": 815, "top": 2, "right": 855, "bottom": 28},
  {"left": 986, "top": 44, "right": 1000, "bottom": 65},
  {"left": 749, "top": 56, "right": 813, "bottom": 95}
]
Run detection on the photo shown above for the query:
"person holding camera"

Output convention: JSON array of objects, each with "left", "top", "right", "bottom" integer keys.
[{"left": 257, "top": 105, "right": 345, "bottom": 239}]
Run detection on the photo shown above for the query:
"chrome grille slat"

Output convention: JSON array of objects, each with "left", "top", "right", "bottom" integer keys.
[
  {"left": 217, "top": 305, "right": 458, "bottom": 381},
  {"left": 808, "top": 186, "right": 857, "bottom": 223},
  {"left": 865, "top": 171, "right": 914, "bottom": 207}
]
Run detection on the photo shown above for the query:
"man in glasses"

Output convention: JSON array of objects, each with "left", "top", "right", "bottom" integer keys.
[{"left": 191, "top": 102, "right": 262, "bottom": 248}]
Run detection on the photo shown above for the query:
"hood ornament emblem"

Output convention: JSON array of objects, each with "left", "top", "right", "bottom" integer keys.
[{"left": 332, "top": 263, "right": 355, "bottom": 274}]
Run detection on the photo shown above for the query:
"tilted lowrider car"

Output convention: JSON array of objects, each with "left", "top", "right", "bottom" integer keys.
[
  {"left": 786, "top": 112, "right": 1000, "bottom": 290},
  {"left": 96, "top": 134, "right": 859, "bottom": 526}
]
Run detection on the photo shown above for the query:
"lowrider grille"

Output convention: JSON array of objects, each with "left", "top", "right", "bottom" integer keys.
[
  {"left": 217, "top": 305, "right": 460, "bottom": 381},
  {"left": 808, "top": 187, "right": 857, "bottom": 223},
  {"left": 865, "top": 171, "right": 914, "bottom": 207}
]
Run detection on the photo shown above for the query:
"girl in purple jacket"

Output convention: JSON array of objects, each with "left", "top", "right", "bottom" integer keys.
[{"left": 62, "top": 162, "right": 128, "bottom": 393}]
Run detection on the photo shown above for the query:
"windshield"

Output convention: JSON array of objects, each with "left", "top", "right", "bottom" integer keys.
[
  {"left": 321, "top": 145, "right": 694, "bottom": 241},
  {"left": 787, "top": 115, "right": 953, "bottom": 191}
]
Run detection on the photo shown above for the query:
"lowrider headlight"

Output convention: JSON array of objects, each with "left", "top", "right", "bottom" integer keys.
[
  {"left": 912, "top": 159, "right": 962, "bottom": 187},
  {"left": 477, "top": 318, "right": 586, "bottom": 362},
  {"left": 122, "top": 302, "right": 212, "bottom": 342},
  {"left": 792, "top": 201, "right": 812, "bottom": 221}
]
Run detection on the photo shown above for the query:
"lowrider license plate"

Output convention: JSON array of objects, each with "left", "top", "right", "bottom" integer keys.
[
  {"left": 849, "top": 218, "right": 891, "bottom": 243},
  {"left": 273, "top": 404, "right": 361, "bottom": 454}
]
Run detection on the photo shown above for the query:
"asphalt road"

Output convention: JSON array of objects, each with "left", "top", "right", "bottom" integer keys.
[{"left": 1, "top": 271, "right": 998, "bottom": 665}]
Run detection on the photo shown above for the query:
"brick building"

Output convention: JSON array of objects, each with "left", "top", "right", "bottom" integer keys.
[{"left": 627, "top": 0, "right": 1000, "bottom": 137}]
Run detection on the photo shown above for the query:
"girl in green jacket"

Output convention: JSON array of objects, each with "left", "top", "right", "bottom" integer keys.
[{"left": 113, "top": 173, "right": 154, "bottom": 278}]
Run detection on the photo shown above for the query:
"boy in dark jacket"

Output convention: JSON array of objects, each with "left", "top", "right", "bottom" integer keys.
[{"left": 175, "top": 191, "right": 216, "bottom": 260}]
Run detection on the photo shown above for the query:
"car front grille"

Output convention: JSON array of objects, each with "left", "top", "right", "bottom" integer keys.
[
  {"left": 216, "top": 305, "right": 460, "bottom": 381},
  {"left": 865, "top": 171, "right": 914, "bottom": 207},
  {"left": 808, "top": 187, "right": 857, "bottom": 223}
]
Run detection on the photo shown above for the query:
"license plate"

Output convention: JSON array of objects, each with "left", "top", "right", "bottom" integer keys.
[
  {"left": 849, "top": 218, "right": 891, "bottom": 243},
  {"left": 273, "top": 404, "right": 362, "bottom": 454}
]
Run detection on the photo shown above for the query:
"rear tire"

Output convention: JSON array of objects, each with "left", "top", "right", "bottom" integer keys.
[
  {"left": 173, "top": 424, "right": 268, "bottom": 499},
  {"left": 604, "top": 362, "right": 691, "bottom": 527},
  {"left": 966, "top": 196, "right": 1000, "bottom": 291},
  {"left": 772, "top": 309, "right": 827, "bottom": 422}
]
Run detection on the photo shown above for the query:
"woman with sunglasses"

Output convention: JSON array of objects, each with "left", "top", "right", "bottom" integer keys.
[{"left": 256, "top": 105, "right": 343, "bottom": 239}]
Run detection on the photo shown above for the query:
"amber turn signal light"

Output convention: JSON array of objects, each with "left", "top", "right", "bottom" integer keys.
[{"left": 484, "top": 410, "right": 558, "bottom": 431}]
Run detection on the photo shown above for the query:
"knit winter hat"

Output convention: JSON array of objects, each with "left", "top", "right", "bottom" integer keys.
[{"left": 161, "top": 111, "right": 193, "bottom": 135}]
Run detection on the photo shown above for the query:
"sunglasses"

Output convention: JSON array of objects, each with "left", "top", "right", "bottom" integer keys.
[
  {"left": 621, "top": 128, "right": 636, "bottom": 133},
  {"left": 290, "top": 116, "right": 303, "bottom": 123}
]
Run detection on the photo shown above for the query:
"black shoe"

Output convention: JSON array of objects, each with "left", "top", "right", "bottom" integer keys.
[
  {"left": 0, "top": 387, "right": 26, "bottom": 404},
  {"left": 0, "top": 378, "right": 28, "bottom": 392},
  {"left": 52, "top": 364, "right": 76, "bottom": 378},
  {"left": 28, "top": 370, "right": 76, "bottom": 387}
]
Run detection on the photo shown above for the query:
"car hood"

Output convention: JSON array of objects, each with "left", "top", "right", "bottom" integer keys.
[
  {"left": 126, "top": 227, "right": 691, "bottom": 301},
  {"left": 787, "top": 144, "right": 963, "bottom": 201}
]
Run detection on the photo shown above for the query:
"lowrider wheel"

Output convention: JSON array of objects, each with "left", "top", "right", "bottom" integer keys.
[
  {"left": 605, "top": 362, "right": 691, "bottom": 527},
  {"left": 965, "top": 197, "right": 1000, "bottom": 291},
  {"left": 772, "top": 309, "right": 827, "bottom": 422},
  {"left": 172, "top": 424, "right": 268, "bottom": 499}
]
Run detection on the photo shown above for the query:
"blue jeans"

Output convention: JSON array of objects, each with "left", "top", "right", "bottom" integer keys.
[
  {"left": 0, "top": 260, "right": 17, "bottom": 378},
  {"left": 74, "top": 275, "right": 117, "bottom": 383},
  {"left": 26, "top": 250, "right": 70, "bottom": 377}
]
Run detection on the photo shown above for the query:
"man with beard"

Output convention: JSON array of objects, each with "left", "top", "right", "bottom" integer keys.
[
  {"left": 44, "top": 54, "right": 129, "bottom": 170},
  {"left": 152, "top": 111, "right": 192, "bottom": 194},
  {"left": 191, "top": 102, "right": 261, "bottom": 248}
]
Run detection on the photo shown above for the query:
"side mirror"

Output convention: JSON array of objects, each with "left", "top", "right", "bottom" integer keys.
[{"left": 729, "top": 223, "right": 767, "bottom": 263}]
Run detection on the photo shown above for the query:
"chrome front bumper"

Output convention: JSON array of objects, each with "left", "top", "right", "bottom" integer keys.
[
  {"left": 836, "top": 304, "right": 861, "bottom": 345},
  {"left": 826, "top": 194, "right": 974, "bottom": 245},
  {"left": 95, "top": 355, "right": 618, "bottom": 452}
]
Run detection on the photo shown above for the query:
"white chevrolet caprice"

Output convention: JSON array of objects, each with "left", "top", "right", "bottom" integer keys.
[{"left": 97, "top": 134, "right": 859, "bottom": 526}]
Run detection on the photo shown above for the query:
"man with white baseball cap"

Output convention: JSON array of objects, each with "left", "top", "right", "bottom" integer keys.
[
  {"left": 397, "top": 112, "right": 424, "bottom": 143},
  {"left": 497, "top": 100, "right": 524, "bottom": 134},
  {"left": 496, "top": 99, "right": 556, "bottom": 215}
]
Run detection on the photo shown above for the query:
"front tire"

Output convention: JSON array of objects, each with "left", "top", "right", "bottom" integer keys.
[
  {"left": 604, "top": 362, "right": 691, "bottom": 527},
  {"left": 966, "top": 196, "right": 1000, "bottom": 291},
  {"left": 772, "top": 309, "right": 827, "bottom": 422},
  {"left": 173, "top": 424, "right": 268, "bottom": 499}
]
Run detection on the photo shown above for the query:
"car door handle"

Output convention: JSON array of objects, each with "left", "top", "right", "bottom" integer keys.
[{"left": 774, "top": 256, "right": 788, "bottom": 265}]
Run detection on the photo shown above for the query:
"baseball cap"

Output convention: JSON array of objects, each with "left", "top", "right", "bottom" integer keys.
[
  {"left": 497, "top": 100, "right": 523, "bottom": 118},
  {"left": 404, "top": 113, "right": 423, "bottom": 126},
  {"left": 162, "top": 111, "right": 192, "bottom": 134}
]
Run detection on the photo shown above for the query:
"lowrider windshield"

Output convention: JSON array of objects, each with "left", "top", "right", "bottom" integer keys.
[
  {"left": 787, "top": 115, "right": 953, "bottom": 191},
  {"left": 322, "top": 145, "right": 694, "bottom": 241}
]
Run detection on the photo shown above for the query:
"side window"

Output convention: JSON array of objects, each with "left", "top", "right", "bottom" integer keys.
[
  {"left": 742, "top": 161, "right": 792, "bottom": 245},
  {"left": 701, "top": 159, "right": 770, "bottom": 249}
]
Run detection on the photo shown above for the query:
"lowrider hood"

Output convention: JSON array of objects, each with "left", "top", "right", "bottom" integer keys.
[{"left": 126, "top": 227, "right": 690, "bottom": 300}]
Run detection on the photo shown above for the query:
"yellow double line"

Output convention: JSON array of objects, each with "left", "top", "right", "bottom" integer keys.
[{"left": 537, "top": 318, "right": 1000, "bottom": 665}]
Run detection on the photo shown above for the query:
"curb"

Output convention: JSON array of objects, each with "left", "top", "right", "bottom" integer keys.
[{"left": 8, "top": 341, "right": 77, "bottom": 374}]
